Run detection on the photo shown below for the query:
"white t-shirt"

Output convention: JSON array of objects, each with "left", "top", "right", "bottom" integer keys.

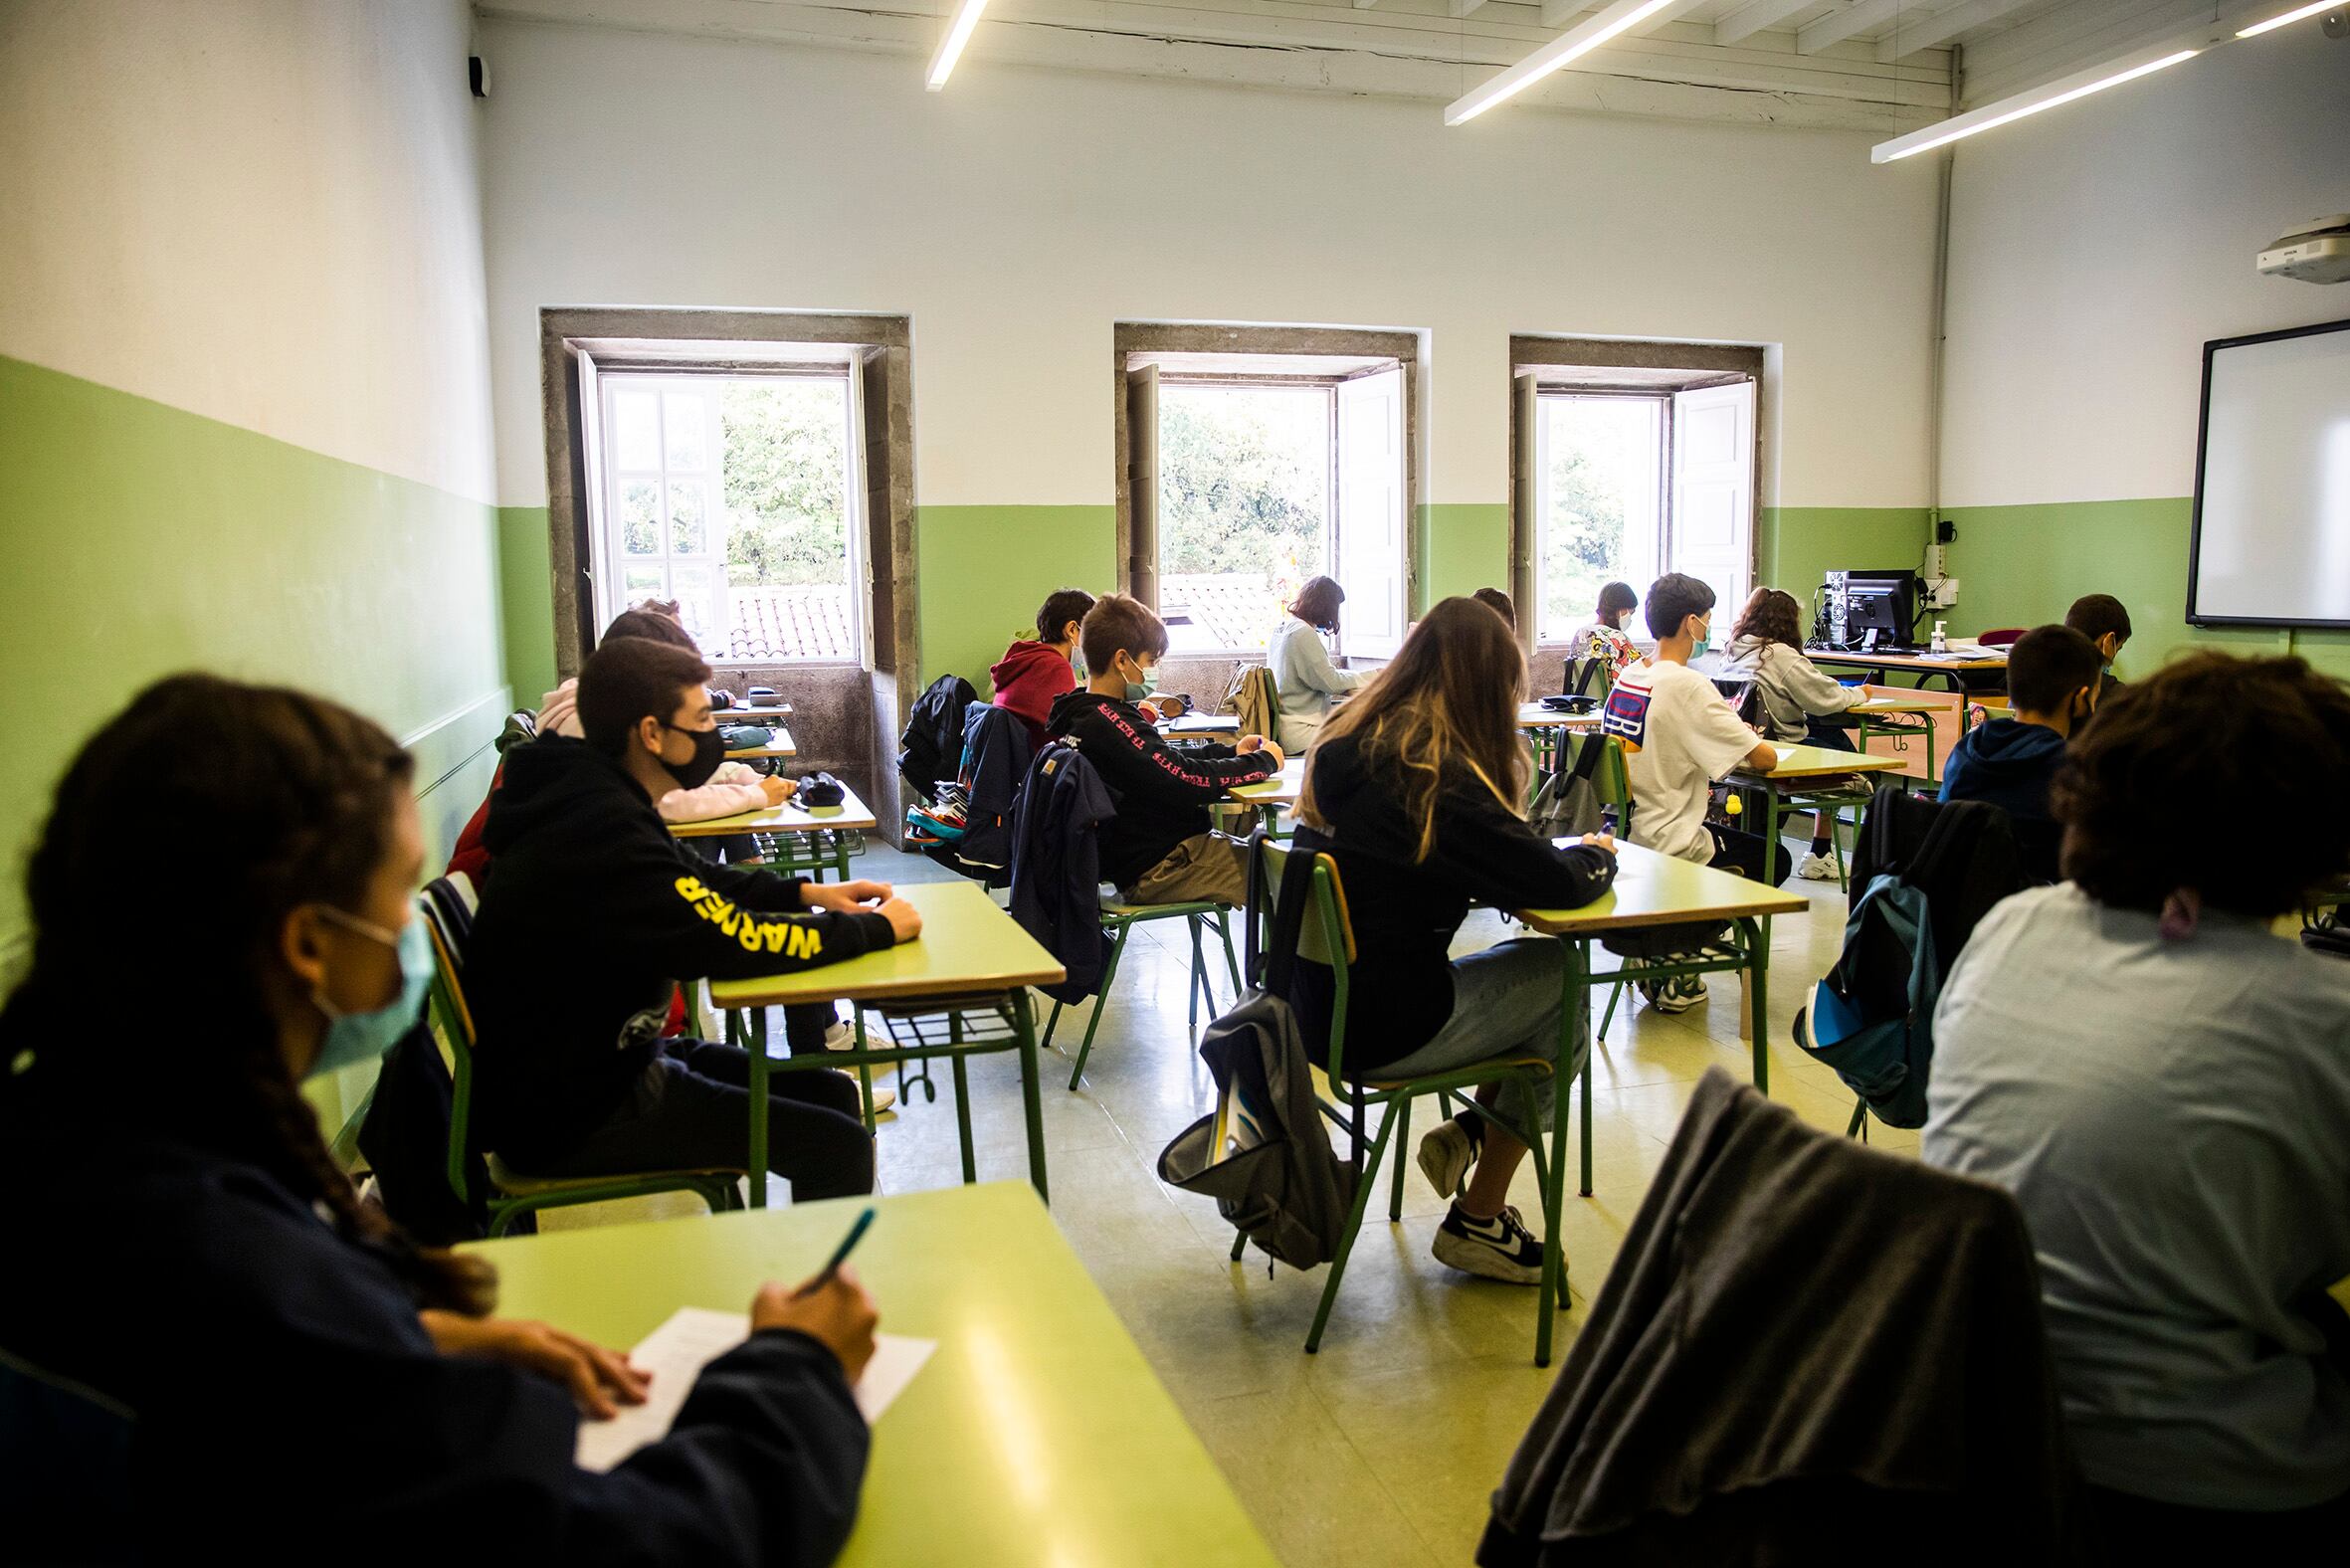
[{"left": 1602, "top": 659, "right": 1761, "bottom": 863}]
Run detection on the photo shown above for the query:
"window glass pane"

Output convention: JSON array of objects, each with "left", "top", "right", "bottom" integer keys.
[
  {"left": 670, "top": 479, "right": 705, "bottom": 555},
  {"left": 1158, "top": 385, "right": 1330, "bottom": 653},
  {"left": 1540, "top": 397, "right": 1663, "bottom": 646},
  {"left": 665, "top": 391, "right": 707, "bottom": 471},
  {"left": 614, "top": 390, "right": 660, "bottom": 471},
  {"left": 621, "top": 481, "right": 662, "bottom": 555},
  {"left": 672, "top": 565, "right": 716, "bottom": 650},
  {"left": 624, "top": 565, "right": 666, "bottom": 598},
  {"left": 719, "top": 378, "right": 857, "bottom": 661}
]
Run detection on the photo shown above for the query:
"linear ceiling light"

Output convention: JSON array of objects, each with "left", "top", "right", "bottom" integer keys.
[
  {"left": 1868, "top": 40, "right": 2199, "bottom": 163},
  {"left": 925, "top": 0, "right": 993, "bottom": 91},
  {"left": 1445, "top": 0, "right": 1684, "bottom": 125},
  {"left": 2237, "top": 0, "right": 2335, "bottom": 36}
]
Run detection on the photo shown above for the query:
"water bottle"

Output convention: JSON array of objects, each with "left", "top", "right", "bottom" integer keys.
[{"left": 1931, "top": 620, "right": 1948, "bottom": 655}]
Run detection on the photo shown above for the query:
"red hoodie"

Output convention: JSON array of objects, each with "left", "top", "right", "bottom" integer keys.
[{"left": 990, "top": 639, "right": 1077, "bottom": 751}]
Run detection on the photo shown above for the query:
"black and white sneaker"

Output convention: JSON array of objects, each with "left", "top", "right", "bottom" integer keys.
[
  {"left": 1416, "top": 1117, "right": 1479, "bottom": 1201},
  {"left": 1432, "top": 1202, "right": 1547, "bottom": 1284}
]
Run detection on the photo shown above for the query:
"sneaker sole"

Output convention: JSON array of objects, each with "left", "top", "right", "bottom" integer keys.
[
  {"left": 1431, "top": 1228, "right": 1546, "bottom": 1285},
  {"left": 1417, "top": 1129, "right": 1472, "bottom": 1201}
]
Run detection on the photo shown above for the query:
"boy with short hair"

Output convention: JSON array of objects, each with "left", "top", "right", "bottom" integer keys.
[
  {"left": 1045, "top": 593, "right": 1284, "bottom": 906},
  {"left": 991, "top": 586, "right": 1097, "bottom": 752},
  {"left": 2064, "top": 593, "right": 2132, "bottom": 701},
  {"left": 468, "top": 635, "right": 920, "bottom": 1197},
  {"left": 1941, "top": 623, "right": 2103, "bottom": 882},
  {"left": 1602, "top": 573, "right": 1779, "bottom": 1012}
]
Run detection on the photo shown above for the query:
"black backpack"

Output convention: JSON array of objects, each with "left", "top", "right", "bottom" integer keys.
[{"left": 897, "top": 674, "right": 976, "bottom": 801}]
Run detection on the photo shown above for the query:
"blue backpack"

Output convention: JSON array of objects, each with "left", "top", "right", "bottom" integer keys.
[{"left": 1794, "top": 874, "right": 1940, "bottom": 1128}]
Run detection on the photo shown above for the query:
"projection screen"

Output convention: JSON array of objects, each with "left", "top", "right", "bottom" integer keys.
[{"left": 2188, "top": 316, "right": 2350, "bottom": 629}]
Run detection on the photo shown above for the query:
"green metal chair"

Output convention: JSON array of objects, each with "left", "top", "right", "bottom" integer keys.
[
  {"left": 417, "top": 886, "right": 742, "bottom": 1238},
  {"left": 1242, "top": 837, "right": 1581, "bottom": 1366},
  {"left": 1045, "top": 897, "right": 1241, "bottom": 1089}
]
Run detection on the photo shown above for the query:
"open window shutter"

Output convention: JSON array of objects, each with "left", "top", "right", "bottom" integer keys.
[
  {"left": 845, "top": 355, "right": 874, "bottom": 669},
  {"left": 1335, "top": 366, "right": 1406, "bottom": 659},
  {"left": 1668, "top": 380, "right": 1755, "bottom": 617},
  {"left": 1509, "top": 372, "right": 1539, "bottom": 649},
  {"left": 1126, "top": 363, "right": 1159, "bottom": 608},
  {"left": 859, "top": 347, "right": 897, "bottom": 675},
  {"left": 575, "top": 349, "right": 608, "bottom": 638}
]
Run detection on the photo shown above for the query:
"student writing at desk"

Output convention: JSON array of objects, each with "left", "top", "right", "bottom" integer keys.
[{"left": 0, "top": 676, "right": 880, "bottom": 1563}]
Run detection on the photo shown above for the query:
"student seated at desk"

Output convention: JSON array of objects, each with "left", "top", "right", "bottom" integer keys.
[
  {"left": 468, "top": 636, "right": 917, "bottom": 1195},
  {"left": 1722, "top": 586, "right": 1862, "bottom": 881},
  {"left": 1266, "top": 575, "right": 1368, "bottom": 755},
  {"left": 2064, "top": 592, "right": 2132, "bottom": 703},
  {"left": 1938, "top": 624, "right": 2101, "bottom": 883},
  {"left": 991, "top": 586, "right": 1095, "bottom": 753},
  {"left": 1566, "top": 580, "right": 1644, "bottom": 682},
  {"left": 1922, "top": 651, "right": 2350, "bottom": 1550},
  {"left": 1471, "top": 586, "right": 1517, "bottom": 630},
  {"left": 1290, "top": 598, "right": 1617, "bottom": 1282},
  {"left": 1603, "top": 573, "right": 1777, "bottom": 1013},
  {"left": 1046, "top": 593, "right": 1283, "bottom": 906},
  {"left": 0, "top": 675, "right": 881, "bottom": 1562}
]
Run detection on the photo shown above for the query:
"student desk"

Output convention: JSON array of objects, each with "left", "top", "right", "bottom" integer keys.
[
  {"left": 724, "top": 724, "right": 798, "bottom": 762},
  {"left": 1729, "top": 744, "right": 1908, "bottom": 891},
  {"left": 672, "top": 782, "right": 879, "bottom": 882},
  {"left": 1517, "top": 701, "right": 1602, "bottom": 774},
  {"left": 472, "top": 1182, "right": 1276, "bottom": 1568},
  {"left": 1848, "top": 695, "right": 1942, "bottom": 784},
  {"left": 1224, "top": 757, "right": 1305, "bottom": 837},
  {"left": 1513, "top": 843, "right": 1806, "bottom": 1362},
  {"left": 1807, "top": 648, "right": 2005, "bottom": 704},
  {"left": 719, "top": 701, "right": 794, "bottom": 723},
  {"left": 1164, "top": 711, "right": 1241, "bottom": 736},
  {"left": 708, "top": 882, "right": 1064, "bottom": 1206}
]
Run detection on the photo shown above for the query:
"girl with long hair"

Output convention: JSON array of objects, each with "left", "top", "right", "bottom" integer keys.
[
  {"left": 1291, "top": 598, "right": 1617, "bottom": 1284},
  {"left": 1721, "top": 585, "right": 1863, "bottom": 879}
]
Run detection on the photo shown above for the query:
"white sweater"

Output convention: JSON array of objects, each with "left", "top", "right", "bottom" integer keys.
[{"left": 1266, "top": 617, "right": 1367, "bottom": 754}]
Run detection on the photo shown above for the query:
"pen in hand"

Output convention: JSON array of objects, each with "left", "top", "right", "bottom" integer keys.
[{"left": 795, "top": 1206, "right": 876, "bottom": 1297}]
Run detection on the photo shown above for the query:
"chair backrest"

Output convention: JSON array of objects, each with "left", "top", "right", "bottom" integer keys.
[
  {"left": 1976, "top": 627, "right": 2028, "bottom": 648},
  {"left": 416, "top": 878, "right": 483, "bottom": 1204},
  {"left": 1249, "top": 836, "right": 1360, "bottom": 1079},
  {"left": 1577, "top": 734, "right": 1634, "bottom": 837}
]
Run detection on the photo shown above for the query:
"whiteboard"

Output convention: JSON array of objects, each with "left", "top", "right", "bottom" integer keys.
[{"left": 2188, "top": 317, "right": 2350, "bottom": 628}]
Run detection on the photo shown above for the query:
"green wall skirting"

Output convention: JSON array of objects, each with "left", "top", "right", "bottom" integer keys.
[
  {"left": 499, "top": 504, "right": 559, "bottom": 703},
  {"left": 914, "top": 504, "right": 1117, "bottom": 689},
  {"left": 1941, "top": 498, "right": 2350, "bottom": 683}
]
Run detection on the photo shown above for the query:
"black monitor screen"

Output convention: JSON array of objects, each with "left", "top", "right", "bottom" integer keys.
[{"left": 1845, "top": 583, "right": 1903, "bottom": 640}]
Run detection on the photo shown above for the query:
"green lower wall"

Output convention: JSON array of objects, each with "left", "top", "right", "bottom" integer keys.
[
  {"left": 1942, "top": 498, "right": 2350, "bottom": 683},
  {"left": 914, "top": 504, "right": 1117, "bottom": 689},
  {"left": 1756, "top": 507, "right": 1933, "bottom": 607},
  {"left": 1419, "top": 502, "right": 1510, "bottom": 611},
  {"left": 0, "top": 353, "right": 511, "bottom": 1125},
  {"left": 499, "top": 504, "right": 559, "bottom": 703}
]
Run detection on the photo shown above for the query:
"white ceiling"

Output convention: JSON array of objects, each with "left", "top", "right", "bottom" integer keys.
[{"left": 478, "top": 0, "right": 2240, "bottom": 134}]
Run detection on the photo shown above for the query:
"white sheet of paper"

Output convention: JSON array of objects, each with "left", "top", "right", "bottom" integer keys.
[{"left": 574, "top": 1305, "right": 935, "bottom": 1472}]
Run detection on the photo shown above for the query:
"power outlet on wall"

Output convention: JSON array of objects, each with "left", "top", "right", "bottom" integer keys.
[{"left": 1925, "top": 578, "right": 1960, "bottom": 611}]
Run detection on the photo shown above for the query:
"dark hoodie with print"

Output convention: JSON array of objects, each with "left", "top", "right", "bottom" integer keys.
[
  {"left": 467, "top": 736, "right": 896, "bottom": 1166},
  {"left": 1938, "top": 716, "right": 2066, "bottom": 882},
  {"left": 1044, "top": 687, "right": 1279, "bottom": 889},
  {"left": 990, "top": 639, "right": 1077, "bottom": 753}
]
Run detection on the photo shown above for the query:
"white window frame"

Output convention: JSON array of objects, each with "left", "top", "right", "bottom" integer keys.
[{"left": 1533, "top": 389, "right": 1669, "bottom": 649}]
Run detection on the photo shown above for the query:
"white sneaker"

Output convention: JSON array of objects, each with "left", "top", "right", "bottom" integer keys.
[
  {"left": 1640, "top": 972, "right": 1708, "bottom": 1014},
  {"left": 1417, "top": 1118, "right": 1476, "bottom": 1201},
  {"left": 857, "top": 1080, "right": 896, "bottom": 1116},
  {"left": 1432, "top": 1203, "right": 1547, "bottom": 1284},
  {"left": 823, "top": 1021, "right": 855, "bottom": 1051},
  {"left": 1797, "top": 851, "right": 1840, "bottom": 881}
]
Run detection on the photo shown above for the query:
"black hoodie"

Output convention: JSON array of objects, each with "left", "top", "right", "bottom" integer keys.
[
  {"left": 468, "top": 736, "right": 895, "bottom": 1166},
  {"left": 1290, "top": 731, "right": 1617, "bottom": 1076},
  {"left": 1044, "top": 687, "right": 1279, "bottom": 889}
]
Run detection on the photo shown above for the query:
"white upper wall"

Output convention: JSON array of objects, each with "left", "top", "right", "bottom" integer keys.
[
  {"left": 0, "top": 0, "right": 497, "bottom": 504},
  {"left": 476, "top": 19, "right": 1940, "bottom": 510},
  {"left": 1940, "top": 28, "right": 2350, "bottom": 507}
]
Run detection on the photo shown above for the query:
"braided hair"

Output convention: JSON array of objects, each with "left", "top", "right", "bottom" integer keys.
[{"left": 0, "top": 674, "right": 493, "bottom": 1314}]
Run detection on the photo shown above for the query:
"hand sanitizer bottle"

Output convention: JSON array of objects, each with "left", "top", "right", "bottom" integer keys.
[{"left": 1930, "top": 621, "right": 1948, "bottom": 655}]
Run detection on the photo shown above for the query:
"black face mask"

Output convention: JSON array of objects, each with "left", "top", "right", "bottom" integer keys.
[{"left": 661, "top": 723, "right": 726, "bottom": 790}]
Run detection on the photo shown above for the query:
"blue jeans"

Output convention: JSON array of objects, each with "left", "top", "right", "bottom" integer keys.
[{"left": 1370, "top": 938, "right": 1582, "bottom": 1135}]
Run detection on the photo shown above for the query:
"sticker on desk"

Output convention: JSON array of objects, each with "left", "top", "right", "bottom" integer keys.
[{"left": 575, "top": 1305, "right": 937, "bottom": 1472}]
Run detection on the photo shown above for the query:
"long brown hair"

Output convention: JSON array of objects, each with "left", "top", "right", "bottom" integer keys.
[
  {"left": 0, "top": 675, "right": 494, "bottom": 1313},
  {"left": 1296, "top": 597, "right": 1527, "bottom": 861},
  {"left": 1731, "top": 587, "right": 1804, "bottom": 650},
  {"left": 1289, "top": 575, "right": 1345, "bottom": 633}
]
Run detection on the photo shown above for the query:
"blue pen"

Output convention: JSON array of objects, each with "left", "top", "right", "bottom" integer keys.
[{"left": 795, "top": 1206, "right": 876, "bottom": 1295}]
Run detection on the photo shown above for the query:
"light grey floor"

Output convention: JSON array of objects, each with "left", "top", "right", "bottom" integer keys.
[{"left": 545, "top": 837, "right": 1905, "bottom": 1565}]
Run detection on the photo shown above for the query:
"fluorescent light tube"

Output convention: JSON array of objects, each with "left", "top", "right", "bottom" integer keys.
[
  {"left": 1445, "top": 0, "right": 1685, "bottom": 126},
  {"left": 2237, "top": 1, "right": 2335, "bottom": 37},
  {"left": 925, "top": 0, "right": 992, "bottom": 92},
  {"left": 1869, "top": 42, "right": 2198, "bottom": 163}
]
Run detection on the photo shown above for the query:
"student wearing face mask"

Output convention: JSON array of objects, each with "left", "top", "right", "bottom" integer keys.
[
  {"left": 1044, "top": 593, "right": 1283, "bottom": 907},
  {"left": 1939, "top": 624, "right": 2104, "bottom": 883},
  {"left": 0, "top": 676, "right": 880, "bottom": 1562},
  {"left": 1568, "top": 581, "right": 1645, "bottom": 682},
  {"left": 466, "top": 636, "right": 920, "bottom": 1196}
]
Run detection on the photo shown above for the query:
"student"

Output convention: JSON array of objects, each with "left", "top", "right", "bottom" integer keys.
[
  {"left": 1922, "top": 652, "right": 2350, "bottom": 1550},
  {"left": 1722, "top": 586, "right": 1862, "bottom": 880},
  {"left": 1602, "top": 574, "right": 1777, "bottom": 1011},
  {"left": 1567, "top": 581, "right": 1644, "bottom": 684},
  {"left": 0, "top": 674, "right": 881, "bottom": 1560},
  {"left": 1046, "top": 593, "right": 1283, "bottom": 906},
  {"left": 991, "top": 587, "right": 1096, "bottom": 752},
  {"left": 1471, "top": 586, "right": 1517, "bottom": 631},
  {"left": 2064, "top": 593, "right": 2132, "bottom": 701},
  {"left": 1265, "top": 574, "right": 1367, "bottom": 754},
  {"left": 467, "top": 636, "right": 918, "bottom": 1193},
  {"left": 1291, "top": 598, "right": 1617, "bottom": 1282},
  {"left": 1938, "top": 624, "right": 2102, "bottom": 883}
]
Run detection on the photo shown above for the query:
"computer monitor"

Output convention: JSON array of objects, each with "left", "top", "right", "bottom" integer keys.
[{"left": 1842, "top": 569, "right": 1917, "bottom": 647}]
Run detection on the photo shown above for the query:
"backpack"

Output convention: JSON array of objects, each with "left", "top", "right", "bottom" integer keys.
[
  {"left": 898, "top": 674, "right": 977, "bottom": 801},
  {"left": 1157, "top": 844, "right": 1358, "bottom": 1270},
  {"left": 1526, "top": 728, "right": 1608, "bottom": 840}
]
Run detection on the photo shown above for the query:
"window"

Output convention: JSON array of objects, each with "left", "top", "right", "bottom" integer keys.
[
  {"left": 1538, "top": 395, "right": 1664, "bottom": 646},
  {"left": 1118, "top": 329, "right": 1416, "bottom": 659},
  {"left": 595, "top": 372, "right": 863, "bottom": 663}
]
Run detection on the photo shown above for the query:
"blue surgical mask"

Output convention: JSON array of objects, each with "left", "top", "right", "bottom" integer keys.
[
  {"left": 1123, "top": 658, "right": 1161, "bottom": 703},
  {"left": 1690, "top": 618, "right": 1712, "bottom": 660},
  {"left": 307, "top": 909, "right": 432, "bottom": 1079}
]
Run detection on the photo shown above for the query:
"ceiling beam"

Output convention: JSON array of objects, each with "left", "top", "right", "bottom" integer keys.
[
  {"left": 1797, "top": 0, "right": 1907, "bottom": 54},
  {"left": 1449, "top": 0, "right": 1490, "bottom": 14},
  {"left": 1713, "top": 0, "right": 1820, "bottom": 45},
  {"left": 1539, "top": 0, "right": 1587, "bottom": 28},
  {"left": 1876, "top": 0, "right": 2034, "bottom": 62},
  {"left": 1355, "top": 0, "right": 1382, "bottom": 9},
  {"left": 1872, "top": 18, "right": 2227, "bottom": 161}
]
